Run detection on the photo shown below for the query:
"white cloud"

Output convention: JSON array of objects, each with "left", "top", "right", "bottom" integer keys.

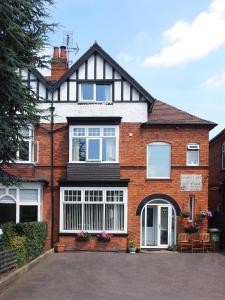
[
  {"left": 144, "top": 0, "right": 225, "bottom": 67},
  {"left": 37, "top": 46, "right": 52, "bottom": 76},
  {"left": 203, "top": 70, "right": 225, "bottom": 87},
  {"left": 118, "top": 51, "right": 138, "bottom": 63}
]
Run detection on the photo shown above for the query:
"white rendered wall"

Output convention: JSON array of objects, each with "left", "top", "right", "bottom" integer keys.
[{"left": 40, "top": 102, "right": 148, "bottom": 123}]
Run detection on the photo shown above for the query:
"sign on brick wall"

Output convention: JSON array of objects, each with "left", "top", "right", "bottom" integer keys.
[{"left": 180, "top": 174, "right": 202, "bottom": 191}]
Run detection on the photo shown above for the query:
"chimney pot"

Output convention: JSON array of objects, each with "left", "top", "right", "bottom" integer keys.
[
  {"left": 53, "top": 47, "right": 59, "bottom": 59},
  {"left": 60, "top": 46, "right": 67, "bottom": 59}
]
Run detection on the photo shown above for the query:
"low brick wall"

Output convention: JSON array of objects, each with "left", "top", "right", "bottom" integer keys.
[{"left": 59, "top": 235, "right": 128, "bottom": 251}]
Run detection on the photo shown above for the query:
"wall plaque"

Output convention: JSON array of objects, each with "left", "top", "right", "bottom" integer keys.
[{"left": 180, "top": 174, "right": 202, "bottom": 192}]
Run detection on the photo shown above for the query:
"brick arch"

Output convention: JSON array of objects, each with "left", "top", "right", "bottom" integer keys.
[{"left": 136, "top": 193, "right": 181, "bottom": 216}]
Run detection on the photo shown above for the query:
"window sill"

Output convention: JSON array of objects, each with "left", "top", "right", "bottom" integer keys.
[
  {"left": 78, "top": 101, "right": 112, "bottom": 105},
  {"left": 145, "top": 178, "right": 172, "bottom": 181},
  {"left": 59, "top": 232, "right": 128, "bottom": 237},
  {"left": 13, "top": 162, "right": 36, "bottom": 166}
]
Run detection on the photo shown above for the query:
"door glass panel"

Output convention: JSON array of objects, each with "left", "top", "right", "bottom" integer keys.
[
  {"left": 160, "top": 207, "right": 168, "bottom": 245},
  {"left": 146, "top": 206, "right": 157, "bottom": 246}
]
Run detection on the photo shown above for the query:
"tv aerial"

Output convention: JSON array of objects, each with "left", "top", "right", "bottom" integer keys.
[{"left": 63, "top": 31, "right": 79, "bottom": 66}]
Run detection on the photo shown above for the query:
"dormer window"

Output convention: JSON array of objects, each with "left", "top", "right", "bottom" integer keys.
[{"left": 80, "top": 83, "right": 111, "bottom": 102}]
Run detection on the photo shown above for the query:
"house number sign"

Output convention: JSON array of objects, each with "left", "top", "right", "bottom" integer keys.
[{"left": 180, "top": 175, "right": 202, "bottom": 192}]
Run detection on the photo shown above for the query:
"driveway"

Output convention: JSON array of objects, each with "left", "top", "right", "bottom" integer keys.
[{"left": 0, "top": 252, "right": 225, "bottom": 300}]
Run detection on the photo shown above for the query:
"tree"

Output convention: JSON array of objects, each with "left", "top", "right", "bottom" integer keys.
[{"left": 0, "top": 0, "right": 56, "bottom": 184}]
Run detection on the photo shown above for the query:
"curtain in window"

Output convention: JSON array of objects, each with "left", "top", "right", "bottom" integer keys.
[
  {"left": 103, "top": 138, "right": 116, "bottom": 161},
  {"left": 84, "top": 204, "right": 103, "bottom": 230},
  {"left": 72, "top": 138, "right": 86, "bottom": 161},
  {"left": 105, "top": 204, "right": 124, "bottom": 231},
  {"left": 63, "top": 204, "right": 82, "bottom": 230}
]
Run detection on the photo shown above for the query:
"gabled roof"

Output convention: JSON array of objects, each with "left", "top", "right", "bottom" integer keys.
[
  {"left": 142, "top": 100, "right": 217, "bottom": 130},
  {"left": 31, "top": 42, "right": 155, "bottom": 106},
  {"left": 53, "top": 42, "right": 155, "bottom": 105},
  {"left": 210, "top": 128, "right": 225, "bottom": 143}
]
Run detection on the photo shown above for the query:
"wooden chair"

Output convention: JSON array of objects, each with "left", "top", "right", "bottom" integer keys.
[
  {"left": 177, "top": 233, "right": 192, "bottom": 252},
  {"left": 199, "top": 233, "right": 214, "bottom": 252}
]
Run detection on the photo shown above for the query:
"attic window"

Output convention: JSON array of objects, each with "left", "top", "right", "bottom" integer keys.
[{"left": 80, "top": 83, "right": 111, "bottom": 102}]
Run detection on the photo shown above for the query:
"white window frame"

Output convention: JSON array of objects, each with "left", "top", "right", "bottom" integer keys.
[
  {"left": 146, "top": 142, "right": 171, "bottom": 179},
  {"left": 79, "top": 83, "right": 112, "bottom": 103},
  {"left": 60, "top": 187, "right": 128, "bottom": 234},
  {"left": 186, "top": 143, "right": 200, "bottom": 166},
  {"left": 188, "top": 196, "right": 195, "bottom": 222},
  {"left": 222, "top": 142, "right": 225, "bottom": 169},
  {"left": 16, "top": 126, "right": 34, "bottom": 164},
  {"left": 69, "top": 125, "right": 119, "bottom": 163},
  {"left": 0, "top": 183, "right": 42, "bottom": 223}
]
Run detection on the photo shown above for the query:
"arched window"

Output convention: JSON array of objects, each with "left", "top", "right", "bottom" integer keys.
[
  {"left": 147, "top": 142, "right": 171, "bottom": 179},
  {"left": 186, "top": 143, "right": 199, "bottom": 166},
  {"left": 222, "top": 142, "right": 225, "bottom": 169}
]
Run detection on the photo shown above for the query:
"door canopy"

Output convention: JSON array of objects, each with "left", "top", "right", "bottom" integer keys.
[{"left": 136, "top": 194, "right": 181, "bottom": 216}]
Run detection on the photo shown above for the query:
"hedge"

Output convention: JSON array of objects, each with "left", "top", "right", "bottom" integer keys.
[{"left": 1, "top": 221, "right": 48, "bottom": 267}]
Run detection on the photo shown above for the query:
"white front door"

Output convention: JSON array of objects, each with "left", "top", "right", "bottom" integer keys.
[{"left": 141, "top": 203, "right": 175, "bottom": 248}]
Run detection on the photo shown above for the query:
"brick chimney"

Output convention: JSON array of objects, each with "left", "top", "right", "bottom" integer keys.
[{"left": 50, "top": 46, "right": 68, "bottom": 80}]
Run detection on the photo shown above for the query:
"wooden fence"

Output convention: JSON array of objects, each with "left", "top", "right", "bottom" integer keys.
[{"left": 0, "top": 249, "right": 17, "bottom": 273}]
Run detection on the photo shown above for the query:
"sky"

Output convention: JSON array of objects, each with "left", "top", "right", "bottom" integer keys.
[{"left": 44, "top": 0, "right": 225, "bottom": 139}]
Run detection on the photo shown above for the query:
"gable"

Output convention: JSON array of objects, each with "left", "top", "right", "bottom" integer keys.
[{"left": 47, "top": 43, "right": 155, "bottom": 106}]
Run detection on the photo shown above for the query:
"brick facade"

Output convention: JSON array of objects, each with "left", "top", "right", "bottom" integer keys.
[
  {"left": 209, "top": 130, "right": 225, "bottom": 213},
  {"left": 6, "top": 123, "right": 210, "bottom": 250}
]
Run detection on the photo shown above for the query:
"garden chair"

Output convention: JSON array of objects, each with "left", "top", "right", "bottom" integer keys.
[
  {"left": 177, "top": 233, "right": 192, "bottom": 252},
  {"left": 199, "top": 233, "right": 214, "bottom": 252}
]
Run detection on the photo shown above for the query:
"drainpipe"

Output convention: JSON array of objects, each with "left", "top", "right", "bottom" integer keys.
[{"left": 49, "top": 103, "right": 55, "bottom": 248}]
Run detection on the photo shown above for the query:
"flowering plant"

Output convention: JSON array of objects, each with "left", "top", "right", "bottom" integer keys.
[
  {"left": 128, "top": 232, "right": 136, "bottom": 248},
  {"left": 75, "top": 231, "right": 91, "bottom": 241},
  {"left": 96, "top": 231, "right": 112, "bottom": 242},
  {"left": 199, "top": 210, "right": 213, "bottom": 218}
]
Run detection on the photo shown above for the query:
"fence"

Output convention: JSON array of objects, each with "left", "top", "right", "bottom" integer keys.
[{"left": 0, "top": 249, "right": 17, "bottom": 273}]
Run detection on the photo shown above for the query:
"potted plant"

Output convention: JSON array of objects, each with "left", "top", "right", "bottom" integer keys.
[
  {"left": 180, "top": 211, "right": 191, "bottom": 218},
  {"left": 96, "top": 231, "right": 111, "bottom": 242},
  {"left": 199, "top": 210, "right": 213, "bottom": 219},
  {"left": 75, "top": 231, "right": 91, "bottom": 242},
  {"left": 127, "top": 232, "right": 136, "bottom": 253},
  {"left": 54, "top": 242, "right": 65, "bottom": 253}
]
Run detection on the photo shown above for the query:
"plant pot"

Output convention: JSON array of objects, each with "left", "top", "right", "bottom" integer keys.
[
  {"left": 97, "top": 238, "right": 111, "bottom": 243},
  {"left": 54, "top": 245, "right": 65, "bottom": 253},
  {"left": 128, "top": 247, "right": 136, "bottom": 254}
]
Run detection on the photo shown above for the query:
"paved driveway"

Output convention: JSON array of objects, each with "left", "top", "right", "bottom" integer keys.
[{"left": 0, "top": 252, "right": 225, "bottom": 300}]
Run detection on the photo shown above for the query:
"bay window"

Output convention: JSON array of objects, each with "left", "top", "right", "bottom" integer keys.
[
  {"left": 0, "top": 184, "right": 41, "bottom": 224},
  {"left": 70, "top": 126, "right": 118, "bottom": 163},
  {"left": 60, "top": 187, "right": 127, "bottom": 233},
  {"left": 147, "top": 142, "right": 171, "bottom": 179}
]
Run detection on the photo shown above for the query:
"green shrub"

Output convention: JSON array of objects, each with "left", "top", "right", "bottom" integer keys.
[
  {"left": 9, "top": 236, "right": 27, "bottom": 267},
  {"left": 1, "top": 221, "right": 48, "bottom": 266},
  {"left": 14, "top": 221, "right": 48, "bottom": 261}
]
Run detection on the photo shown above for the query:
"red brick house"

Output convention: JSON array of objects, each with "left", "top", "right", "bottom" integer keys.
[
  {"left": 0, "top": 43, "right": 216, "bottom": 250},
  {"left": 209, "top": 129, "right": 225, "bottom": 214}
]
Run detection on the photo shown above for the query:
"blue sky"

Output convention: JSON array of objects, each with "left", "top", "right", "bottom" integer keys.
[{"left": 45, "top": 0, "right": 225, "bottom": 138}]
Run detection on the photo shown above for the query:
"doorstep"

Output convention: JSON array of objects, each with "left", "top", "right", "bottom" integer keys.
[{"left": 141, "top": 249, "right": 178, "bottom": 254}]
